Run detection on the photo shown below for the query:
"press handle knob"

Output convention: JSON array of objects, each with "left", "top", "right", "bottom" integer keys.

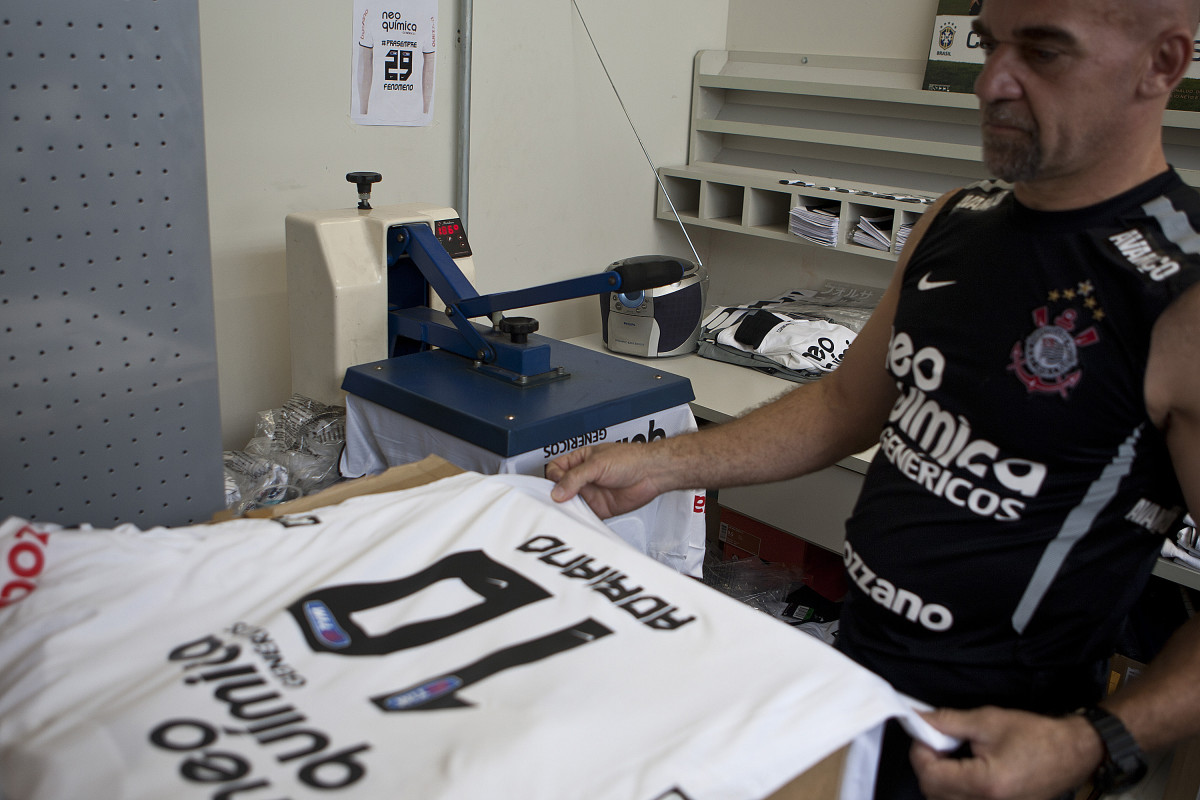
[
  {"left": 346, "top": 171, "right": 382, "bottom": 209},
  {"left": 499, "top": 316, "right": 539, "bottom": 344}
]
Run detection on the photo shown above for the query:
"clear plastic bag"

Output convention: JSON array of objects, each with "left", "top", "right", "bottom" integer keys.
[
  {"left": 701, "top": 555, "right": 807, "bottom": 617},
  {"left": 222, "top": 450, "right": 290, "bottom": 515},
  {"left": 221, "top": 394, "right": 346, "bottom": 512}
]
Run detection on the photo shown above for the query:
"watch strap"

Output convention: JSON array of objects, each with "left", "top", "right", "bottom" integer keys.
[{"left": 1079, "top": 705, "right": 1147, "bottom": 794}]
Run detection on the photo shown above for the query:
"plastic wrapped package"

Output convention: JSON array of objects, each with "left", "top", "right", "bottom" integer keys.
[
  {"left": 697, "top": 280, "right": 883, "bottom": 382},
  {"left": 702, "top": 555, "right": 807, "bottom": 618},
  {"left": 221, "top": 394, "right": 346, "bottom": 512},
  {"left": 222, "top": 450, "right": 291, "bottom": 515},
  {"left": 277, "top": 445, "right": 343, "bottom": 495}
]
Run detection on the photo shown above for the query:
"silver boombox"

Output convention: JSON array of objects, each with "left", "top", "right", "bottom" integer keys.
[{"left": 600, "top": 256, "right": 709, "bottom": 358}]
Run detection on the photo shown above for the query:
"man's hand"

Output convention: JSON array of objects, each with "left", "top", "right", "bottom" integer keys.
[
  {"left": 911, "top": 707, "right": 1103, "bottom": 800},
  {"left": 547, "top": 443, "right": 668, "bottom": 519}
]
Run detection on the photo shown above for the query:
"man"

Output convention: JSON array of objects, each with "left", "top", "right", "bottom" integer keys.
[{"left": 548, "top": 1, "right": 1200, "bottom": 797}]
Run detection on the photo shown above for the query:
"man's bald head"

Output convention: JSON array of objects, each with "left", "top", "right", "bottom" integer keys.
[{"left": 1097, "top": 0, "right": 1199, "bottom": 41}]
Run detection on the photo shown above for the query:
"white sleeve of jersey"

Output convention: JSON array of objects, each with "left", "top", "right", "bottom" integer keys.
[
  {"left": 422, "top": 9, "right": 435, "bottom": 53},
  {"left": 357, "top": 6, "right": 374, "bottom": 49}
]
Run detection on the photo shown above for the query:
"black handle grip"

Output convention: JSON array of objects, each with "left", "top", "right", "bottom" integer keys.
[
  {"left": 346, "top": 172, "right": 382, "bottom": 210},
  {"left": 346, "top": 171, "right": 382, "bottom": 192},
  {"left": 611, "top": 256, "right": 688, "bottom": 293}
]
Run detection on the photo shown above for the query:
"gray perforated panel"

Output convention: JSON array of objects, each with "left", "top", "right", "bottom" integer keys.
[{"left": 1, "top": 1, "right": 223, "bottom": 528}]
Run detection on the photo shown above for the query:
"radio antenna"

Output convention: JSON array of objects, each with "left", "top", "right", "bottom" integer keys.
[{"left": 571, "top": 0, "right": 704, "bottom": 268}]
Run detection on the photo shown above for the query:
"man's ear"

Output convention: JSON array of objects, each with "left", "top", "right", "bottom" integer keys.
[{"left": 1140, "top": 30, "right": 1194, "bottom": 98}]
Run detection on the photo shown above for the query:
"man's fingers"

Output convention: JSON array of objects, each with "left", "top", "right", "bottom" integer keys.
[
  {"left": 549, "top": 447, "right": 598, "bottom": 502},
  {"left": 920, "top": 708, "right": 971, "bottom": 738},
  {"left": 911, "top": 748, "right": 984, "bottom": 800},
  {"left": 550, "top": 476, "right": 580, "bottom": 502}
]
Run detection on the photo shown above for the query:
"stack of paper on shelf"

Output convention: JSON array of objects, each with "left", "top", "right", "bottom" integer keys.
[
  {"left": 852, "top": 215, "right": 892, "bottom": 251},
  {"left": 895, "top": 220, "right": 915, "bottom": 254},
  {"left": 789, "top": 204, "right": 840, "bottom": 246}
]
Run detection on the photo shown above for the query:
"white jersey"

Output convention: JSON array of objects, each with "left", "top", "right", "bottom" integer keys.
[
  {"left": 0, "top": 472, "right": 953, "bottom": 800},
  {"left": 352, "top": 1, "right": 436, "bottom": 126},
  {"left": 340, "top": 393, "right": 708, "bottom": 577}
]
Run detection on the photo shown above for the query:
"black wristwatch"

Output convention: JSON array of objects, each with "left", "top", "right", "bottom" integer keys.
[{"left": 1079, "top": 705, "right": 1148, "bottom": 794}]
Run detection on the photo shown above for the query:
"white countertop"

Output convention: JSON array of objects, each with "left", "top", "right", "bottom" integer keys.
[{"left": 564, "top": 333, "right": 875, "bottom": 475}]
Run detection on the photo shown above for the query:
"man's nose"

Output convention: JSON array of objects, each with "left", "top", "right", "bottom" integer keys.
[{"left": 974, "top": 46, "right": 1024, "bottom": 104}]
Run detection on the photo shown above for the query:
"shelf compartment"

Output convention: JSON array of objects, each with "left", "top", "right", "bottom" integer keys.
[
  {"left": 700, "top": 181, "right": 745, "bottom": 225},
  {"left": 744, "top": 187, "right": 792, "bottom": 235},
  {"left": 845, "top": 203, "right": 894, "bottom": 254},
  {"left": 657, "top": 173, "right": 702, "bottom": 221},
  {"left": 788, "top": 197, "right": 842, "bottom": 248},
  {"left": 893, "top": 209, "right": 922, "bottom": 256}
]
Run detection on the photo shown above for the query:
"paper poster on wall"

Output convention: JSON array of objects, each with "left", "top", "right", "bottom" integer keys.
[
  {"left": 920, "top": 0, "right": 984, "bottom": 96},
  {"left": 351, "top": 0, "right": 438, "bottom": 126},
  {"left": 920, "top": 0, "right": 1200, "bottom": 111}
]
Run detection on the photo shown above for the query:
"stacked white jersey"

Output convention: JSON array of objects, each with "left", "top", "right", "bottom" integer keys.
[{"left": 0, "top": 471, "right": 953, "bottom": 800}]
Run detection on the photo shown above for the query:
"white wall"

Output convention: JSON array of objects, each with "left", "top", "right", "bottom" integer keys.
[
  {"left": 726, "top": 0, "right": 939, "bottom": 61},
  {"left": 467, "top": 1, "right": 727, "bottom": 334},
  {"left": 199, "top": 0, "right": 941, "bottom": 449},
  {"left": 199, "top": 0, "right": 727, "bottom": 449},
  {"left": 199, "top": 0, "right": 460, "bottom": 449}
]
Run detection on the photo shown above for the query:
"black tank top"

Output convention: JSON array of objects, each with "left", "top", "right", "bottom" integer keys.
[{"left": 838, "top": 170, "right": 1200, "bottom": 710}]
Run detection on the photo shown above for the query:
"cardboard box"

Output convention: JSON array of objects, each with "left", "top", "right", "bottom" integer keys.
[
  {"left": 210, "top": 454, "right": 464, "bottom": 522},
  {"left": 768, "top": 746, "right": 846, "bottom": 800},
  {"left": 718, "top": 506, "right": 847, "bottom": 601},
  {"left": 1105, "top": 653, "right": 1145, "bottom": 696}
]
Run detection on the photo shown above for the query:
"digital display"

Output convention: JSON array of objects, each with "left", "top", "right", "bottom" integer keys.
[{"left": 432, "top": 217, "right": 473, "bottom": 258}]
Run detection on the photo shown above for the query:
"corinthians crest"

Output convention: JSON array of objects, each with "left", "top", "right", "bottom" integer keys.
[{"left": 1008, "top": 283, "right": 1103, "bottom": 398}]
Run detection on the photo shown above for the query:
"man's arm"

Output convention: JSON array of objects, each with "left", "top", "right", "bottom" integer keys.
[
  {"left": 548, "top": 192, "right": 955, "bottom": 517},
  {"left": 1110, "top": 280, "right": 1200, "bottom": 750},
  {"left": 910, "top": 282, "right": 1200, "bottom": 799}
]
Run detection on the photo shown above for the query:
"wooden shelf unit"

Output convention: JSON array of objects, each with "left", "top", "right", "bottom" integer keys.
[{"left": 657, "top": 50, "right": 1200, "bottom": 260}]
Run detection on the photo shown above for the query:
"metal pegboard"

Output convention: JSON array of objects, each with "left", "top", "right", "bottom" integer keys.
[{"left": 0, "top": 0, "right": 223, "bottom": 528}]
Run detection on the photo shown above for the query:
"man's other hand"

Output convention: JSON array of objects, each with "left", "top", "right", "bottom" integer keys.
[{"left": 911, "top": 706, "right": 1104, "bottom": 800}]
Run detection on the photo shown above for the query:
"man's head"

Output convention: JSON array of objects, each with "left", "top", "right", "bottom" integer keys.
[{"left": 971, "top": 0, "right": 1198, "bottom": 204}]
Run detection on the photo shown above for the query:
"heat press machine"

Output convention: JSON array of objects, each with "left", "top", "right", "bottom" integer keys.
[{"left": 285, "top": 172, "right": 696, "bottom": 459}]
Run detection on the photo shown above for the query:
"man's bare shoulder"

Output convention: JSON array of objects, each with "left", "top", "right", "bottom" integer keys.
[{"left": 1146, "top": 281, "right": 1200, "bottom": 429}]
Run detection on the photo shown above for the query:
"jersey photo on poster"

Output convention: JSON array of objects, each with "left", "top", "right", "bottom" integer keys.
[{"left": 351, "top": 0, "right": 437, "bottom": 126}]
